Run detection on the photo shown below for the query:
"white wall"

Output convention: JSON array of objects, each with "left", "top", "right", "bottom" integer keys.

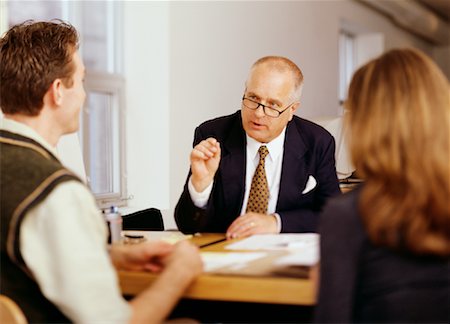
[
  {"left": 122, "top": 3, "right": 171, "bottom": 219},
  {"left": 122, "top": 1, "right": 435, "bottom": 229}
]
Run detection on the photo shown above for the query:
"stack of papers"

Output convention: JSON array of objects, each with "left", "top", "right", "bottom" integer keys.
[
  {"left": 201, "top": 252, "right": 267, "bottom": 273},
  {"left": 226, "top": 234, "right": 319, "bottom": 266},
  {"left": 226, "top": 233, "right": 318, "bottom": 250}
]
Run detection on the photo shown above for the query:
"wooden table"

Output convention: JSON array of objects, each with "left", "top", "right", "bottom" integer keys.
[{"left": 118, "top": 233, "right": 316, "bottom": 306}]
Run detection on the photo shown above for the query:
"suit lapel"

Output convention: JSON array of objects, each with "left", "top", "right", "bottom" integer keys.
[
  {"left": 220, "top": 113, "right": 246, "bottom": 217},
  {"left": 277, "top": 120, "right": 309, "bottom": 210}
]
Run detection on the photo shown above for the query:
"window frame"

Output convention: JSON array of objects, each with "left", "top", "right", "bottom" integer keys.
[
  {"left": 82, "top": 72, "right": 127, "bottom": 208},
  {"left": 338, "top": 30, "right": 356, "bottom": 107}
]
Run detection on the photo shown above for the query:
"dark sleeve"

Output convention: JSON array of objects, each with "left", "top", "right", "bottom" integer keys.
[
  {"left": 174, "top": 127, "right": 215, "bottom": 233},
  {"left": 279, "top": 135, "right": 341, "bottom": 232},
  {"left": 174, "top": 179, "right": 208, "bottom": 234},
  {"left": 314, "top": 192, "right": 365, "bottom": 323}
]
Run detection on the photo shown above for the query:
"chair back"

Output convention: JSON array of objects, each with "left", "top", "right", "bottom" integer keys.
[
  {"left": 122, "top": 208, "right": 164, "bottom": 231},
  {"left": 0, "top": 295, "right": 27, "bottom": 324}
]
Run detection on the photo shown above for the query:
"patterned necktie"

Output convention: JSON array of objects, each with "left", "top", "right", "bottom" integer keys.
[{"left": 246, "top": 145, "right": 269, "bottom": 214}]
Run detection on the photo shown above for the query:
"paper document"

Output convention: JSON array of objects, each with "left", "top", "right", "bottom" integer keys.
[
  {"left": 225, "top": 233, "right": 319, "bottom": 267},
  {"left": 274, "top": 250, "right": 319, "bottom": 266},
  {"left": 226, "top": 233, "right": 319, "bottom": 251},
  {"left": 201, "top": 252, "right": 267, "bottom": 272}
]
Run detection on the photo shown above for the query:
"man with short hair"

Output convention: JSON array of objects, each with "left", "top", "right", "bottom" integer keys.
[
  {"left": 175, "top": 56, "right": 340, "bottom": 238},
  {"left": 0, "top": 20, "right": 202, "bottom": 323}
]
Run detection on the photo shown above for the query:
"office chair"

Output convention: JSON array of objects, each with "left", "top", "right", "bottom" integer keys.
[
  {"left": 122, "top": 208, "right": 164, "bottom": 231},
  {"left": 0, "top": 295, "right": 27, "bottom": 324}
]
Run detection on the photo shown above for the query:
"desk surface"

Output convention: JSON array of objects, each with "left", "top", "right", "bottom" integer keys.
[{"left": 118, "top": 233, "right": 316, "bottom": 305}]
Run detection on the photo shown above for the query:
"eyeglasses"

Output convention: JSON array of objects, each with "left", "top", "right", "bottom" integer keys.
[{"left": 242, "top": 96, "right": 294, "bottom": 118}]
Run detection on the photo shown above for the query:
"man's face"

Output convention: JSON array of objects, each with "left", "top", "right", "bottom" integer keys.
[
  {"left": 60, "top": 51, "right": 86, "bottom": 134},
  {"left": 241, "top": 65, "right": 298, "bottom": 143}
]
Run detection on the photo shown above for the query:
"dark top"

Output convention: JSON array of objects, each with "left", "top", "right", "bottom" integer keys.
[
  {"left": 175, "top": 111, "right": 340, "bottom": 233},
  {"left": 315, "top": 187, "right": 449, "bottom": 323}
]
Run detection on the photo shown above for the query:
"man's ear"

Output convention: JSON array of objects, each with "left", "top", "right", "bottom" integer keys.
[
  {"left": 49, "top": 79, "right": 63, "bottom": 106},
  {"left": 288, "top": 102, "right": 300, "bottom": 121}
]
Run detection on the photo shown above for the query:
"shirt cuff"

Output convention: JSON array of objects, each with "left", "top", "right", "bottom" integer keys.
[
  {"left": 188, "top": 176, "right": 213, "bottom": 208},
  {"left": 272, "top": 213, "right": 282, "bottom": 233}
]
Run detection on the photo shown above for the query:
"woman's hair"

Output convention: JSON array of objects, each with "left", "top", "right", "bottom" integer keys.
[
  {"left": 346, "top": 48, "right": 450, "bottom": 257},
  {"left": 0, "top": 20, "right": 79, "bottom": 116}
]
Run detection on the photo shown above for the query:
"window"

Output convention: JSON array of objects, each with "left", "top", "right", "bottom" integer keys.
[
  {"left": 338, "top": 24, "right": 384, "bottom": 114},
  {"left": 82, "top": 73, "right": 126, "bottom": 207},
  {"left": 4, "top": 0, "right": 126, "bottom": 207},
  {"left": 338, "top": 31, "right": 356, "bottom": 107}
]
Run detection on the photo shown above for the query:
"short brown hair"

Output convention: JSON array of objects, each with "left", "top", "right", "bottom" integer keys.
[
  {"left": 0, "top": 20, "right": 79, "bottom": 116},
  {"left": 347, "top": 48, "right": 450, "bottom": 257}
]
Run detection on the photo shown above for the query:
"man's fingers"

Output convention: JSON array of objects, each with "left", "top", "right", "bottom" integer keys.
[
  {"left": 192, "top": 139, "right": 220, "bottom": 159},
  {"left": 140, "top": 240, "right": 173, "bottom": 258},
  {"left": 144, "top": 263, "right": 163, "bottom": 272},
  {"left": 227, "top": 222, "right": 256, "bottom": 239},
  {"left": 226, "top": 213, "right": 276, "bottom": 239},
  {"left": 195, "top": 145, "right": 215, "bottom": 157},
  {"left": 238, "top": 226, "right": 257, "bottom": 238},
  {"left": 201, "top": 138, "right": 219, "bottom": 152},
  {"left": 191, "top": 147, "right": 211, "bottom": 159},
  {"left": 226, "top": 218, "right": 243, "bottom": 238},
  {"left": 226, "top": 216, "right": 255, "bottom": 239},
  {"left": 204, "top": 137, "right": 218, "bottom": 145},
  {"left": 214, "top": 142, "right": 221, "bottom": 158}
]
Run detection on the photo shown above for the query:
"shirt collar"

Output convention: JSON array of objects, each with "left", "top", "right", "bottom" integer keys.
[
  {"left": 246, "top": 127, "right": 286, "bottom": 162},
  {"left": 0, "top": 117, "right": 60, "bottom": 159}
]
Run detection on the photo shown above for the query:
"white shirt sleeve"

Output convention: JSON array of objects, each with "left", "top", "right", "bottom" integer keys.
[
  {"left": 187, "top": 176, "right": 213, "bottom": 208},
  {"left": 20, "top": 181, "right": 132, "bottom": 323},
  {"left": 272, "top": 213, "right": 282, "bottom": 233}
]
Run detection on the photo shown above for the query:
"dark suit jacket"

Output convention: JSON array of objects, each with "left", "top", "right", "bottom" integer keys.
[
  {"left": 315, "top": 187, "right": 449, "bottom": 323},
  {"left": 175, "top": 111, "right": 340, "bottom": 233}
]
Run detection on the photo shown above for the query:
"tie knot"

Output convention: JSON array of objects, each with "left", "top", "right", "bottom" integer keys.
[{"left": 258, "top": 145, "right": 269, "bottom": 160}]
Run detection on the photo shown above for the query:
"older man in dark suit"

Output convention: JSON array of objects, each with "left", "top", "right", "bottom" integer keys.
[{"left": 175, "top": 56, "right": 340, "bottom": 238}]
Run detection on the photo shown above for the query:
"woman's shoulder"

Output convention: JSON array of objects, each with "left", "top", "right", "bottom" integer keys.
[
  {"left": 323, "top": 187, "right": 361, "bottom": 219},
  {"left": 319, "top": 187, "right": 365, "bottom": 237}
]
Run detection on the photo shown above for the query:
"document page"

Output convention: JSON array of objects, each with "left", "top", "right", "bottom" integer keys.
[
  {"left": 225, "top": 233, "right": 319, "bottom": 267},
  {"left": 274, "top": 249, "right": 318, "bottom": 266},
  {"left": 201, "top": 252, "right": 267, "bottom": 272},
  {"left": 226, "top": 233, "right": 319, "bottom": 251}
]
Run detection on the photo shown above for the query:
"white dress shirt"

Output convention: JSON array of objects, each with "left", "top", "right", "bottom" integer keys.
[
  {"left": 188, "top": 127, "right": 286, "bottom": 232},
  {"left": 1, "top": 118, "right": 131, "bottom": 323}
]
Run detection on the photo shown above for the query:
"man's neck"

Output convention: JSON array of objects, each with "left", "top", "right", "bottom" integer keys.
[{"left": 3, "top": 113, "right": 61, "bottom": 147}]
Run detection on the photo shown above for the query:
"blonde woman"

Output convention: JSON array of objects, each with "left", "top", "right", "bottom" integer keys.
[{"left": 315, "top": 48, "right": 449, "bottom": 323}]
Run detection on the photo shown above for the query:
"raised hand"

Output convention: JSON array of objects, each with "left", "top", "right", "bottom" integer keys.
[{"left": 190, "top": 137, "right": 221, "bottom": 192}]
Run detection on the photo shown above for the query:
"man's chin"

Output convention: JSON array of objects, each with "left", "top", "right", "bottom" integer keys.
[
  {"left": 64, "top": 124, "right": 79, "bottom": 135},
  {"left": 247, "top": 131, "right": 268, "bottom": 144}
]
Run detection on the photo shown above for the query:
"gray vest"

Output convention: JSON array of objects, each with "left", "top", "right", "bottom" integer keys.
[{"left": 0, "top": 130, "right": 81, "bottom": 323}]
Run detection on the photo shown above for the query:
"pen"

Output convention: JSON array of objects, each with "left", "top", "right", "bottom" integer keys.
[{"left": 198, "top": 238, "right": 227, "bottom": 248}]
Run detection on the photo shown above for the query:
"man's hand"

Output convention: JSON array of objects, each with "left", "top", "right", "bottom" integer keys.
[
  {"left": 127, "top": 240, "right": 203, "bottom": 323},
  {"left": 190, "top": 137, "right": 221, "bottom": 192},
  {"left": 110, "top": 240, "right": 174, "bottom": 272},
  {"left": 161, "top": 240, "right": 203, "bottom": 282},
  {"left": 226, "top": 212, "right": 278, "bottom": 239}
]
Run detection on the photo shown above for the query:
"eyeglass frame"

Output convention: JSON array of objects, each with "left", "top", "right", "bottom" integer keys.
[{"left": 241, "top": 95, "right": 295, "bottom": 118}]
